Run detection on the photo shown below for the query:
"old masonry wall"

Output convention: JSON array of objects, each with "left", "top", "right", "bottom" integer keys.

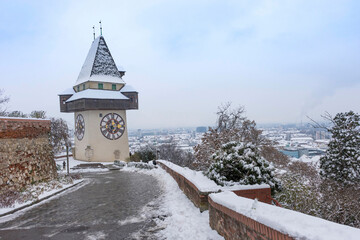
[{"left": 0, "top": 117, "right": 57, "bottom": 193}]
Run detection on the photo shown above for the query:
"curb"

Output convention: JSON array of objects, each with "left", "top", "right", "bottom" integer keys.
[{"left": 0, "top": 180, "right": 85, "bottom": 218}]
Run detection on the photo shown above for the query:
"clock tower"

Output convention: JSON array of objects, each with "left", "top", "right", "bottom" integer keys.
[{"left": 59, "top": 35, "right": 138, "bottom": 162}]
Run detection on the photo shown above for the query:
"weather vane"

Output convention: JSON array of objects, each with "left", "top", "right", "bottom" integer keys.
[{"left": 99, "top": 20, "right": 102, "bottom": 36}]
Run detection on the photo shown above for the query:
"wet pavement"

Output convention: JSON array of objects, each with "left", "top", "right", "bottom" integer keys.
[{"left": 0, "top": 171, "right": 162, "bottom": 240}]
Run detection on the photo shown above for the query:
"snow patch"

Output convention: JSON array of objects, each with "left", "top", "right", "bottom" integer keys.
[
  {"left": 85, "top": 231, "right": 107, "bottom": 240},
  {"left": 122, "top": 165, "right": 224, "bottom": 239}
]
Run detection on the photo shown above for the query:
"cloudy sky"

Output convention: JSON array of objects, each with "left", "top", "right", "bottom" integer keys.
[{"left": 1, "top": 0, "right": 359, "bottom": 129}]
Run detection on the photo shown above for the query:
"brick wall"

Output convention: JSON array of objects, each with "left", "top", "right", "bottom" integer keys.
[
  {"left": 232, "top": 188, "right": 271, "bottom": 204},
  {"left": 208, "top": 197, "right": 294, "bottom": 240},
  {"left": 0, "top": 118, "right": 57, "bottom": 193}
]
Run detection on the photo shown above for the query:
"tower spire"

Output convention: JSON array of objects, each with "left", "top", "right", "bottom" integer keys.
[
  {"left": 93, "top": 25, "right": 95, "bottom": 40},
  {"left": 99, "top": 20, "right": 102, "bottom": 36}
]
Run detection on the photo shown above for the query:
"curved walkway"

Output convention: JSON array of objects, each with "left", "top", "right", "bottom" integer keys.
[{"left": 0, "top": 171, "right": 161, "bottom": 240}]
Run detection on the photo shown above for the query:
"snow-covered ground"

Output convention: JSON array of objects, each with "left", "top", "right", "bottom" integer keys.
[
  {"left": 0, "top": 178, "right": 83, "bottom": 217},
  {"left": 55, "top": 157, "right": 110, "bottom": 173},
  {"left": 290, "top": 155, "right": 321, "bottom": 164},
  {"left": 122, "top": 165, "right": 224, "bottom": 239},
  {"left": 1, "top": 157, "right": 107, "bottom": 217},
  {"left": 2, "top": 159, "right": 223, "bottom": 239}
]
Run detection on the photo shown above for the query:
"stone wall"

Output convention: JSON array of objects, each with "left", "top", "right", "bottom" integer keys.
[
  {"left": 0, "top": 118, "right": 57, "bottom": 193},
  {"left": 208, "top": 197, "right": 294, "bottom": 240}
]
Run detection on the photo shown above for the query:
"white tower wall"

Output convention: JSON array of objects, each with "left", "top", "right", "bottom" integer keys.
[{"left": 74, "top": 110, "right": 130, "bottom": 162}]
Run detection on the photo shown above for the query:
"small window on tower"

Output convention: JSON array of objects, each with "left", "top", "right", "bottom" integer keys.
[
  {"left": 83, "top": 84, "right": 85, "bottom": 90},
  {"left": 77, "top": 86, "right": 80, "bottom": 92},
  {"left": 98, "top": 83, "right": 103, "bottom": 89},
  {"left": 112, "top": 84, "right": 116, "bottom": 90}
]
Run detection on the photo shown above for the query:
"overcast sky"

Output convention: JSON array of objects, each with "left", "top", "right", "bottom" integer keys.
[{"left": 1, "top": 0, "right": 359, "bottom": 129}]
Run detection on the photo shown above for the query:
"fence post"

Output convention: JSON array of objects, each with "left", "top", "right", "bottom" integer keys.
[{"left": 66, "top": 145, "right": 69, "bottom": 174}]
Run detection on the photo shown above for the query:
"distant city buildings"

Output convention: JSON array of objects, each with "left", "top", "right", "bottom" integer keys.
[
  {"left": 196, "top": 126, "right": 207, "bottom": 133},
  {"left": 128, "top": 124, "right": 329, "bottom": 158}
]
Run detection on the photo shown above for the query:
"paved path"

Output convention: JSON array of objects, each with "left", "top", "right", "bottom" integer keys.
[{"left": 0, "top": 171, "right": 162, "bottom": 240}]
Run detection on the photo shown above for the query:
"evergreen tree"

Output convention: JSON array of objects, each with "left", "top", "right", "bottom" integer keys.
[
  {"left": 320, "top": 111, "right": 360, "bottom": 185},
  {"left": 207, "top": 141, "right": 281, "bottom": 193}
]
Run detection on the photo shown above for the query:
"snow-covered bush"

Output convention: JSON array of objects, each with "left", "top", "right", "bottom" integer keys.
[
  {"left": 276, "top": 173, "right": 321, "bottom": 217},
  {"left": 193, "top": 103, "right": 267, "bottom": 171},
  {"left": 320, "top": 111, "right": 360, "bottom": 185},
  {"left": 319, "top": 180, "right": 360, "bottom": 228},
  {"left": 207, "top": 141, "right": 281, "bottom": 193}
]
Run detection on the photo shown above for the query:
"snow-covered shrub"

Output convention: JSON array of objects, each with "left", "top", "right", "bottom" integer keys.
[
  {"left": 320, "top": 111, "right": 360, "bottom": 185},
  {"left": 207, "top": 141, "right": 281, "bottom": 193},
  {"left": 319, "top": 180, "right": 360, "bottom": 228},
  {"left": 276, "top": 173, "right": 321, "bottom": 217},
  {"left": 193, "top": 103, "right": 267, "bottom": 171},
  {"left": 0, "top": 190, "right": 21, "bottom": 208}
]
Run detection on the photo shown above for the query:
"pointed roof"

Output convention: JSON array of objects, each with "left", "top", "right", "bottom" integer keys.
[{"left": 75, "top": 36, "right": 125, "bottom": 85}]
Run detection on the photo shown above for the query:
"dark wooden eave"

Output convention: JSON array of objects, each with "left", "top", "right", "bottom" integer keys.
[{"left": 59, "top": 92, "right": 138, "bottom": 113}]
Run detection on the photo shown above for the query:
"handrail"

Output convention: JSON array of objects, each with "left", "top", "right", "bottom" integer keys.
[
  {"left": 54, "top": 154, "right": 73, "bottom": 159},
  {"left": 267, "top": 196, "right": 282, "bottom": 207}
]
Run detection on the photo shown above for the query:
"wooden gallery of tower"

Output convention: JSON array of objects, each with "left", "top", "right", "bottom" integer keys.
[{"left": 59, "top": 35, "right": 138, "bottom": 162}]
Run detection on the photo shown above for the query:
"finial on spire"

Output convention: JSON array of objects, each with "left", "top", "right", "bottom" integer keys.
[
  {"left": 93, "top": 25, "right": 95, "bottom": 40},
  {"left": 99, "top": 20, "right": 102, "bottom": 36}
]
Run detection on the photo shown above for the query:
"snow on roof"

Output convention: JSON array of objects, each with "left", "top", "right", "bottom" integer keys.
[
  {"left": 120, "top": 85, "right": 137, "bottom": 92},
  {"left": 66, "top": 89, "right": 129, "bottom": 102},
  {"left": 75, "top": 36, "right": 125, "bottom": 85},
  {"left": 58, "top": 88, "right": 75, "bottom": 95},
  {"left": 210, "top": 191, "right": 360, "bottom": 240},
  {"left": 117, "top": 65, "right": 125, "bottom": 72}
]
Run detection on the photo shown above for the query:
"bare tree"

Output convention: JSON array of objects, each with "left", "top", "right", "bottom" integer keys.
[
  {"left": 158, "top": 141, "right": 195, "bottom": 168},
  {"left": 30, "top": 110, "right": 47, "bottom": 119},
  {"left": 50, "top": 118, "right": 70, "bottom": 154},
  {"left": 193, "top": 103, "right": 269, "bottom": 171},
  {"left": 307, "top": 111, "right": 334, "bottom": 131},
  {"left": 7, "top": 111, "right": 27, "bottom": 118},
  {"left": 0, "top": 89, "right": 10, "bottom": 116},
  {"left": 261, "top": 145, "right": 290, "bottom": 168}
]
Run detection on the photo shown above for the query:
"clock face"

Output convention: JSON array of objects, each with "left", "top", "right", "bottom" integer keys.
[
  {"left": 75, "top": 114, "right": 85, "bottom": 140},
  {"left": 100, "top": 113, "right": 125, "bottom": 140}
]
